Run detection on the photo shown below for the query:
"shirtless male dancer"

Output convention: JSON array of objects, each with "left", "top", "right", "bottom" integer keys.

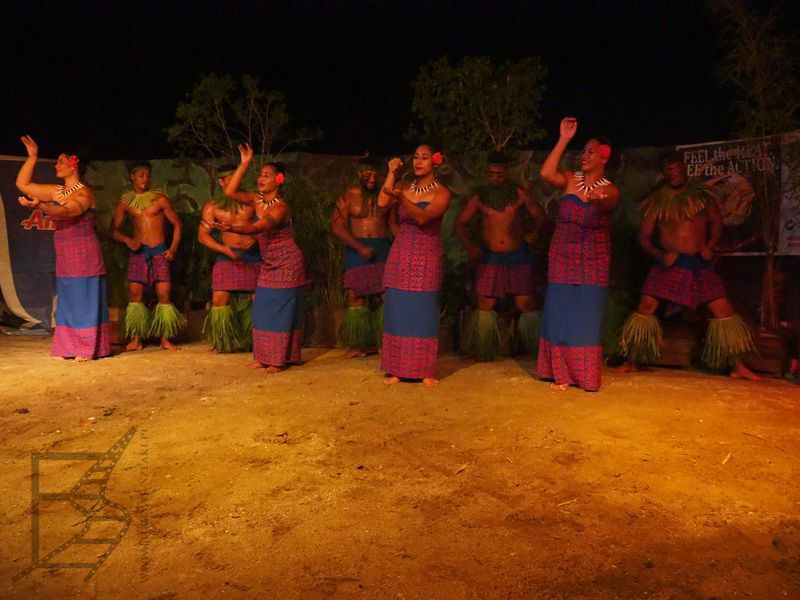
[
  {"left": 198, "top": 164, "right": 260, "bottom": 352},
  {"left": 112, "top": 161, "right": 184, "bottom": 351},
  {"left": 618, "top": 154, "right": 759, "bottom": 379},
  {"left": 454, "top": 151, "right": 546, "bottom": 360},
  {"left": 331, "top": 155, "right": 395, "bottom": 357}
]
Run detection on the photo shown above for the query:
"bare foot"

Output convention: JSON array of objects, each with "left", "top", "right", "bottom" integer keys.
[
  {"left": 209, "top": 347, "right": 220, "bottom": 354},
  {"left": 125, "top": 339, "right": 143, "bottom": 352},
  {"left": 345, "top": 348, "right": 368, "bottom": 359},
  {"left": 74, "top": 356, "right": 91, "bottom": 362},
  {"left": 383, "top": 376, "right": 400, "bottom": 385},
  {"left": 422, "top": 377, "right": 439, "bottom": 387},
  {"left": 550, "top": 382, "right": 569, "bottom": 391},
  {"left": 730, "top": 362, "right": 760, "bottom": 381},
  {"left": 247, "top": 361, "right": 265, "bottom": 369},
  {"left": 160, "top": 338, "right": 180, "bottom": 351},
  {"left": 265, "top": 366, "right": 283, "bottom": 374},
  {"left": 617, "top": 360, "right": 638, "bottom": 373}
]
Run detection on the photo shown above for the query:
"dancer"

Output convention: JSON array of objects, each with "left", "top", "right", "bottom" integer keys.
[
  {"left": 378, "top": 144, "right": 451, "bottom": 386},
  {"left": 331, "top": 155, "right": 394, "bottom": 357},
  {"left": 111, "top": 161, "right": 184, "bottom": 351},
  {"left": 198, "top": 164, "right": 260, "bottom": 352},
  {"left": 537, "top": 118, "right": 620, "bottom": 391},
  {"left": 454, "top": 150, "right": 546, "bottom": 361},
  {"left": 618, "top": 154, "right": 758, "bottom": 379},
  {"left": 15, "top": 136, "right": 111, "bottom": 360},
  {"left": 220, "top": 144, "right": 305, "bottom": 373}
]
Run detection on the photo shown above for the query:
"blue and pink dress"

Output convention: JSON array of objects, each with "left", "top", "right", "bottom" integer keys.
[
  {"left": 252, "top": 220, "right": 306, "bottom": 367},
  {"left": 537, "top": 194, "right": 611, "bottom": 391},
  {"left": 381, "top": 203, "right": 443, "bottom": 379},
  {"left": 50, "top": 198, "right": 112, "bottom": 359}
]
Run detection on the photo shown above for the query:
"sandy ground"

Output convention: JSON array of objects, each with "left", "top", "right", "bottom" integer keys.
[{"left": 1, "top": 336, "right": 799, "bottom": 600}]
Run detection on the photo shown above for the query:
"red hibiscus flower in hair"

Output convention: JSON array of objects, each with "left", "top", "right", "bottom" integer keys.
[
  {"left": 431, "top": 152, "right": 444, "bottom": 166},
  {"left": 275, "top": 172, "right": 285, "bottom": 185},
  {"left": 68, "top": 155, "right": 80, "bottom": 169},
  {"left": 597, "top": 145, "right": 612, "bottom": 160}
]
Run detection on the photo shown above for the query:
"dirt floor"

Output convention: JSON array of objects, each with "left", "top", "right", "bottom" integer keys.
[{"left": 1, "top": 336, "right": 799, "bottom": 600}]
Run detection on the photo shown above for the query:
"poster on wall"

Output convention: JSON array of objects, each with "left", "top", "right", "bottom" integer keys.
[
  {"left": 676, "top": 135, "right": 782, "bottom": 255},
  {"left": 0, "top": 157, "right": 57, "bottom": 328},
  {"left": 779, "top": 132, "right": 800, "bottom": 255}
]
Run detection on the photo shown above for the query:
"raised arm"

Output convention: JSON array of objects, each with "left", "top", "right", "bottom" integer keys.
[
  {"left": 540, "top": 118, "right": 577, "bottom": 190},
  {"left": 158, "top": 195, "right": 182, "bottom": 261},
  {"left": 454, "top": 194, "right": 482, "bottom": 262},
  {"left": 378, "top": 158, "right": 403, "bottom": 208},
  {"left": 223, "top": 143, "right": 257, "bottom": 205},
  {"left": 15, "top": 136, "right": 57, "bottom": 202}
]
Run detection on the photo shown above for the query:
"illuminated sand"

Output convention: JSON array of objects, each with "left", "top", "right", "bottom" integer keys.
[{"left": 1, "top": 336, "right": 799, "bottom": 599}]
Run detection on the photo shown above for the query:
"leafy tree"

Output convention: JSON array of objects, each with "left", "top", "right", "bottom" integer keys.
[
  {"left": 409, "top": 56, "right": 547, "bottom": 154},
  {"left": 166, "top": 74, "right": 322, "bottom": 162},
  {"left": 707, "top": 0, "right": 800, "bottom": 328}
]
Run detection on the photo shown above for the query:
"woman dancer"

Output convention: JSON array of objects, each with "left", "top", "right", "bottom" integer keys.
[
  {"left": 221, "top": 144, "right": 305, "bottom": 372},
  {"left": 538, "top": 118, "right": 619, "bottom": 391},
  {"left": 378, "top": 144, "right": 451, "bottom": 386},
  {"left": 15, "top": 136, "right": 111, "bottom": 360}
]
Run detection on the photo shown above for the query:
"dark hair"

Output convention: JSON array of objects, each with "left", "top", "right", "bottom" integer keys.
[
  {"left": 662, "top": 149, "right": 685, "bottom": 166},
  {"left": 217, "top": 163, "right": 237, "bottom": 174},
  {"left": 262, "top": 161, "right": 285, "bottom": 175},
  {"left": 486, "top": 150, "right": 509, "bottom": 166},
  {"left": 60, "top": 149, "right": 89, "bottom": 178},
  {"left": 414, "top": 140, "right": 443, "bottom": 155},
  {"left": 127, "top": 160, "right": 152, "bottom": 175},
  {"left": 357, "top": 154, "right": 380, "bottom": 170}
]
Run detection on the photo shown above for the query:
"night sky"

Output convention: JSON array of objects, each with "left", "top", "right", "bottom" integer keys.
[{"left": 2, "top": 0, "right": 798, "bottom": 160}]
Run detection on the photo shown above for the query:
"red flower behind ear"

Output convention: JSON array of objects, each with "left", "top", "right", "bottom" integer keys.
[
  {"left": 68, "top": 155, "right": 80, "bottom": 169},
  {"left": 275, "top": 173, "right": 285, "bottom": 185},
  {"left": 597, "top": 145, "right": 612, "bottom": 160},
  {"left": 431, "top": 152, "right": 444, "bottom": 166}
]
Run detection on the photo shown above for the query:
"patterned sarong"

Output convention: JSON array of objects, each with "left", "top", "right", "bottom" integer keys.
[
  {"left": 475, "top": 247, "right": 535, "bottom": 298},
  {"left": 127, "top": 243, "right": 170, "bottom": 286},
  {"left": 343, "top": 237, "right": 391, "bottom": 297},
  {"left": 212, "top": 246, "right": 261, "bottom": 292},
  {"left": 641, "top": 253, "right": 726, "bottom": 311}
]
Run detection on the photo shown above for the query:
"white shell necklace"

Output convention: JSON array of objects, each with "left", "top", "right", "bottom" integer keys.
[
  {"left": 55, "top": 181, "right": 85, "bottom": 200},
  {"left": 256, "top": 191, "right": 282, "bottom": 209},
  {"left": 574, "top": 171, "right": 610, "bottom": 196},
  {"left": 410, "top": 179, "right": 439, "bottom": 196}
]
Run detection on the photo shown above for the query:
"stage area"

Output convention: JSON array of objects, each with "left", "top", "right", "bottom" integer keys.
[{"left": 1, "top": 336, "right": 799, "bottom": 598}]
